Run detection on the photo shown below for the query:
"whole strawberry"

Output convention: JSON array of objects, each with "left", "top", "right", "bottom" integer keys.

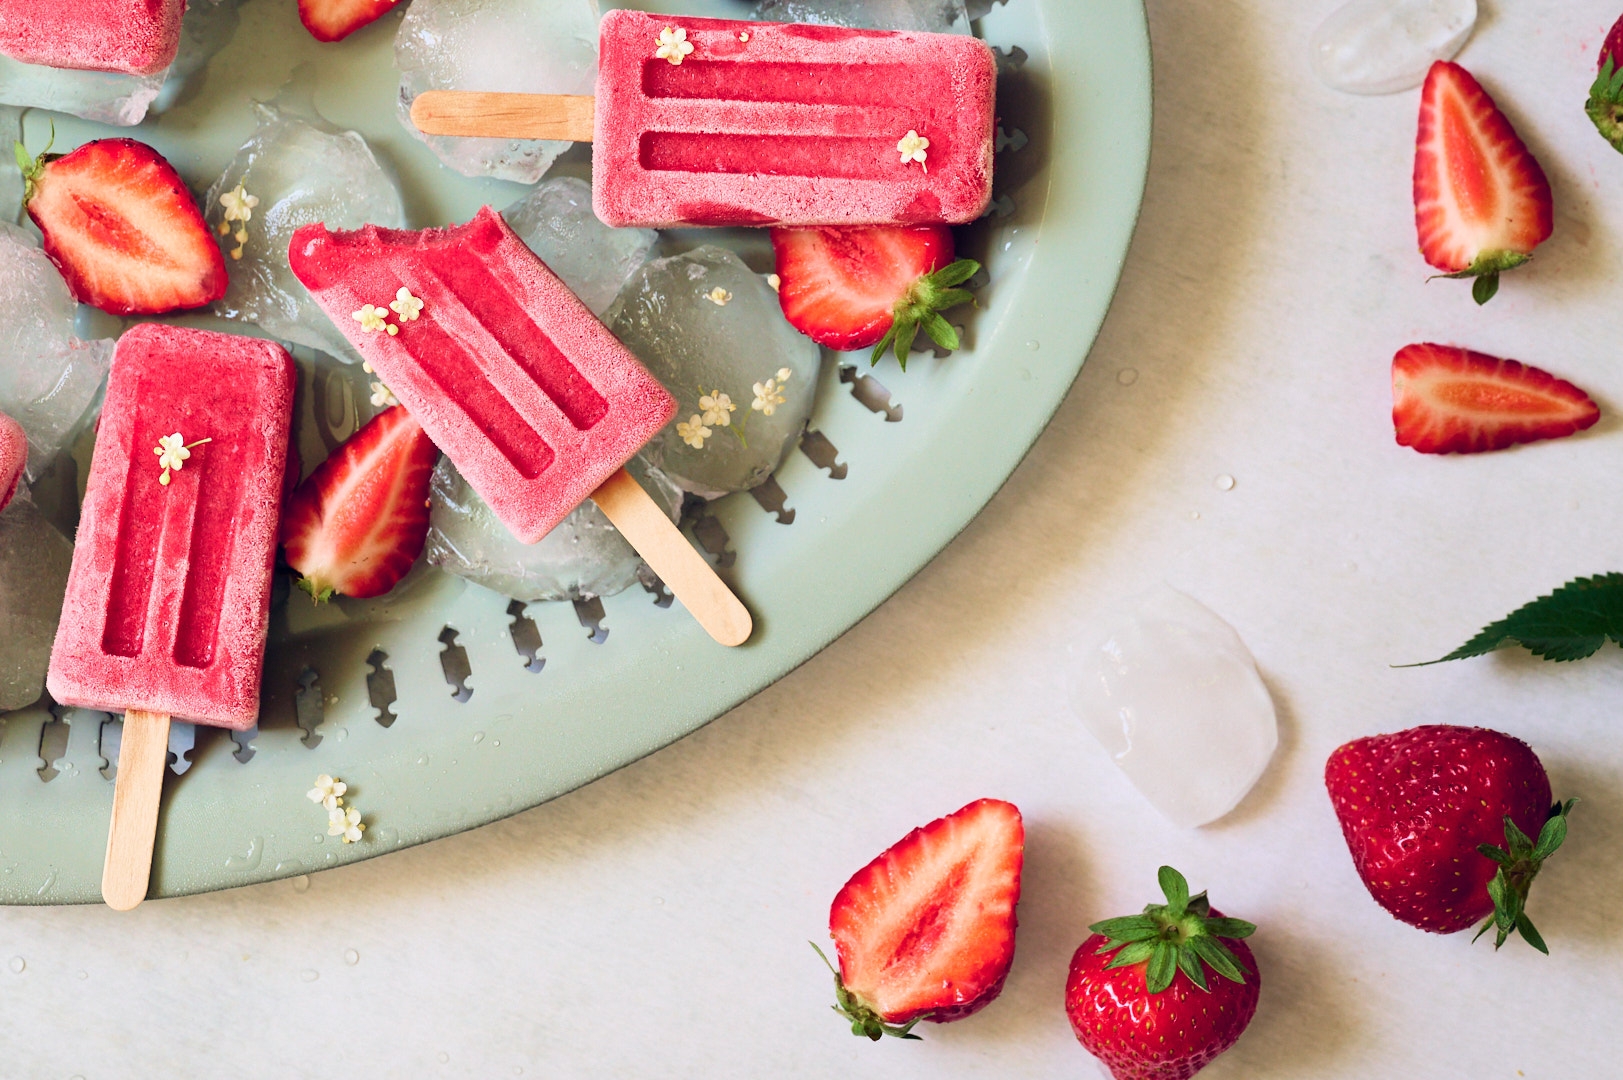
[
  {"left": 1586, "top": 14, "right": 1623, "bottom": 152},
  {"left": 1325, "top": 724, "right": 1575, "bottom": 952},
  {"left": 1065, "top": 867, "right": 1259, "bottom": 1080},
  {"left": 817, "top": 798, "right": 1023, "bottom": 1040}
]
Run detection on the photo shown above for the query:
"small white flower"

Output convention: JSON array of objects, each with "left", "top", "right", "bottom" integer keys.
[
  {"left": 699, "top": 390, "right": 735, "bottom": 427},
  {"left": 738, "top": 31, "right": 750, "bottom": 42},
  {"left": 219, "top": 183, "right": 258, "bottom": 224},
  {"left": 897, "top": 129, "right": 930, "bottom": 171},
  {"left": 675, "top": 414, "right": 712, "bottom": 449},
  {"left": 389, "top": 286, "right": 424, "bottom": 322},
  {"left": 776, "top": 367, "right": 793, "bottom": 383},
  {"left": 766, "top": 273, "right": 781, "bottom": 293},
  {"left": 655, "top": 25, "right": 695, "bottom": 65},
  {"left": 328, "top": 805, "right": 365, "bottom": 843},
  {"left": 154, "top": 432, "right": 211, "bottom": 486},
  {"left": 752, "top": 378, "right": 786, "bottom": 417},
  {"left": 370, "top": 381, "right": 399, "bottom": 409},
  {"left": 705, "top": 286, "right": 732, "bottom": 306},
  {"left": 362, "top": 361, "right": 374, "bottom": 374},
  {"left": 353, "top": 304, "right": 391, "bottom": 333},
  {"left": 307, "top": 774, "right": 347, "bottom": 812}
]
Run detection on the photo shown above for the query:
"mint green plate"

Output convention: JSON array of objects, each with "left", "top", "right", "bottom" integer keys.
[{"left": 0, "top": 0, "right": 1150, "bottom": 903}]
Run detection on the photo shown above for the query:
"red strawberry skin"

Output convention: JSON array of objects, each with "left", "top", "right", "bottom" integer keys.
[
  {"left": 1414, "top": 62, "right": 1552, "bottom": 275},
  {"left": 828, "top": 798, "right": 1023, "bottom": 1028},
  {"left": 280, "top": 405, "right": 439, "bottom": 600},
  {"left": 1601, "top": 14, "right": 1623, "bottom": 69},
  {"left": 1325, "top": 725, "right": 1551, "bottom": 934},
  {"left": 1392, "top": 343, "right": 1599, "bottom": 454},
  {"left": 772, "top": 225, "right": 955, "bottom": 351},
  {"left": 26, "top": 139, "right": 227, "bottom": 316},
  {"left": 1065, "top": 917, "right": 1260, "bottom": 1080},
  {"left": 299, "top": 0, "right": 403, "bottom": 42}
]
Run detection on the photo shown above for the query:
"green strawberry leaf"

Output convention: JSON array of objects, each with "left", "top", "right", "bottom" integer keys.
[
  {"left": 1405, "top": 574, "right": 1623, "bottom": 665},
  {"left": 1472, "top": 800, "right": 1577, "bottom": 954},
  {"left": 1589, "top": 57, "right": 1623, "bottom": 154},
  {"left": 1091, "top": 867, "right": 1256, "bottom": 996},
  {"left": 870, "top": 258, "right": 982, "bottom": 369},
  {"left": 1472, "top": 273, "right": 1500, "bottom": 306},
  {"left": 1157, "top": 866, "right": 1189, "bottom": 915}
]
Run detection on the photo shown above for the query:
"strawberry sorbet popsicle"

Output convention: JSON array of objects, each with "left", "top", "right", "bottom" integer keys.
[
  {"left": 0, "top": 0, "right": 187, "bottom": 76},
  {"left": 48, "top": 324, "right": 296, "bottom": 729},
  {"left": 0, "top": 411, "right": 23, "bottom": 513},
  {"left": 288, "top": 207, "right": 675, "bottom": 545},
  {"left": 593, "top": 10, "right": 997, "bottom": 227}
]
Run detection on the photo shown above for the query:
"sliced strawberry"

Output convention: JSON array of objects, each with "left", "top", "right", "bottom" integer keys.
[
  {"left": 1392, "top": 343, "right": 1599, "bottom": 454},
  {"left": 298, "top": 0, "right": 403, "bottom": 42},
  {"left": 771, "top": 225, "right": 979, "bottom": 369},
  {"left": 280, "top": 406, "right": 440, "bottom": 601},
  {"left": 821, "top": 799, "right": 1022, "bottom": 1040},
  {"left": 1414, "top": 61, "right": 1552, "bottom": 305},
  {"left": 20, "top": 137, "right": 226, "bottom": 316},
  {"left": 1587, "top": 15, "right": 1623, "bottom": 153}
]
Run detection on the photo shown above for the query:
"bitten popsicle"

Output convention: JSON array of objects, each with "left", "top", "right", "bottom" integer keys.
[
  {"left": 287, "top": 207, "right": 751, "bottom": 647},
  {"left": 47, "top": 324, "right": 296, "bottom": 909},
  {"left": 0, "top": 0, "right": 187, "bottom": 76},
  {"left": 410, "top": 10, "right": 997, "bottom": 228}
]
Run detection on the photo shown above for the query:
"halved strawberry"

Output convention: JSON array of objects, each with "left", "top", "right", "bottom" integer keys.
[
  {"left": 1392, "top": 343, "right": 1599, "bottom": 454},
  {"left": 1586, "top": 15, "right": 1623, "bottom": 153},
  {"left": 280, "top": 405, "right": 440, "bottom": 600},
  {"left": 19, "top": 136, "right": 227, "bottom": 316},
  {"left": 1414, "top": 61, "right": 1552, "bottom": 305},
  {"left": 771, "top": 225, "right": 979, "bottom": 369},
  {"left": 298, "top": 0, "right": 403, "bottom": 42},
  {"left": 819, "top": 798, "right": 1023, "bottom": 1041}
]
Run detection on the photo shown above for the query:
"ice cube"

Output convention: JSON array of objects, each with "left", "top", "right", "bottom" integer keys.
[
  {"left": 396, "top": 0, "right": 600, "bottom": 184},
  {"left": 502, "top": 177, "right": 656, "bottom": 317},
  {"left": 1068, "top": 585, "right": 1278, "bottom": 829},
  {"left": 607, "top": 246, "right": 821, "bottom": 499},
  {"left": 425, "top": 454, "right": 683, "bottom": 603},
  {"left": 1312, "top": 0, "right": 1476, "bottom": 96},
  {"left": 0, "top": 105, "right": 19, "bottom": 223},
  {"left": 0, "top": 0, "right": 240, "bottom": 125},
  {"left": 205, "top": 104, "right": 406, "bottom": 363},
  {"left": 752, "top": 0, "right": 971, "bottom": 33},
  {"left": 0, "top": 495, "right": 73, "bottom": 712},
  {"left": 0, "top": 223, "right": 113, "bottom": 477}
]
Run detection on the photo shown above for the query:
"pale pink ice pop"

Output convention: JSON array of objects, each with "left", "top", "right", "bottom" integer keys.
[
  {"left": 287, "top": 207, "right": 676, "bottom": 545},
  {"left": 48, "top": 324, "right": 296, "bottom": 730},
  {"left": 0, "top": 0, "right": 186, "bottom": 76},
  {"left": 593, "top": 10, "right": 997, "bottom": 227},
  {"left": 0, "top": 411, "right": 22, "bottom": 513}
]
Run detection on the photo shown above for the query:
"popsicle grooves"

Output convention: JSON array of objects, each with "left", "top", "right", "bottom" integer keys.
[
  {"left": 639, "top": 132, "right": 901, "bottom": 180},
  {"left": 505, "top": 601, "right": 546, "bottom": 674},
  {"left": 641, "top": 59, "right": 914, "bottom": 106},
  {"left": 173, "top": 436, "right": 248, "bottom": 669},
  {"left": 99, "top": 444, "right": 160, "bottom": 659},
  {"left": 438, "top": 627, "right": 473, "bottom": 702}
]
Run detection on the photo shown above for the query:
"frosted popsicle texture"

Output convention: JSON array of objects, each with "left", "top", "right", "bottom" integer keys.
[
  {"left": 47, "top": 325, "right": 295, "bottom": 729},
  {"left": 592, "top": 10, "right": 997, "bottom": 227},
  {"left": 0, "top": 0, "right": 185, "bottom": 75},
  {"left": 288, "top": 207, "right": 675, "bottom": 545}
]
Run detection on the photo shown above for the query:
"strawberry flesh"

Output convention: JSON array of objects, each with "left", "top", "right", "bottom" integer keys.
[
  {"left": 280, "top": 405, "right": 440, "bottom": 600},
  {"left": 299, "top": 0, "right": 403, "bottom": 42},
  {"left": 25, "top": 138, "right": 227, "bottom": 316},
  {"left": 1414, "top": 61, "right": 1551, "bottom": 303},
  {"left": 772, "top": 225, "right": 956, "bottom": 352},
  {"left": 1392, "top": 343, "right": 1599, "bottom": 454},
  {"left": 826, "top": 798, "right": 1022, "bottom": 1035}
]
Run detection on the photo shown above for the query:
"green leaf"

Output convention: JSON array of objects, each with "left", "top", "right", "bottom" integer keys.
[
  {"left": 1201, "top": 917, "right": 1257, "bottom": 940},
  {"left": 1532, "top": 801, "right": 1575, "bottom": 861},
  {"left": 927, "top": 258, "right": 980, "bottom": 288},
  {"left": 1476, "top": 844, "right": 1512, "bottom": 864},
  {"left": 1486, "top": 871, "right": 1513, "bottom": 933},
  {"left": 1502, "top": 815, "right": 1534, "bottom": 855},
  {"left": 1145, "top": 942, "right": 1177, "bottom": 994},
  {"left": 933, "top": 287, "right": 976, "bottom": 310},
  {"left": 1088, "top": 915, "right": 1160, "bottom": 941},
  {"left": 920, "top": 312, "right": 959, "bottom": 352},
  {"left": 868, "top": 326, "right": 898, "bottom": 368},
  {"left": 1184, "top": 892, "right": 1211, "bottom": 918},
  {"left": 1104, "top": 940, "right": 1156, "bottom": 969},
  {"left": 13, "top": 141, "right": 28, "bottom": 173},
  {"left": 893, "top": 320, "right": 918, "bottom": 372},
  {"left": 1175, "top": 948, "right": 1208, "bottom": 992},
  {"left": 1407, "top": 573, "right": 1623, "bottom": 665},
  {"left": 1189, "top": 935, "right": 1247, "bottom": 984},
  {"left": 1516, "top": 913, "right": 1550, "bottom": 956},
  {"left": 1158, "top": 866, "right": 1190, "bottom": 915},
  {"left": 1473, "top": 273, "right": 1500, "bottom": 306}
]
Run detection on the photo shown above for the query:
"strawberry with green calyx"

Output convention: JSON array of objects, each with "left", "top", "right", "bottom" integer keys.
[
  {"left": 771, "top": 225, "right": 980, "bottom": 370},
  {"left": 1586, "top": 15, "right": 1623, "bottom": 153},
  {"left": 1065, "top": 867, "right": 1260, "bottom": 1080}
]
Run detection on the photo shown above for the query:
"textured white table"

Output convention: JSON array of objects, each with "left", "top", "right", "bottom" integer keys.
[{"left": 4, "top": 2, "right": 1620, "bottom": 1076}]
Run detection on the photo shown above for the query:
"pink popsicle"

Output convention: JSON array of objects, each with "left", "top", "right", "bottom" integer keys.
[
  {"left": 287, "top": 207, "right": 675, "bottom": 546},
  {"left": 592, "top": 10, "right": 997, "bottom": 227},
  {"left": 0, "top": 411, "right": 22, "bottom": 513},
  {"left": 0, "top": 0, "right": 186, "bottom": 76},
  {"left": 48, "top": 324, "right": 296, "bottom": 730}
]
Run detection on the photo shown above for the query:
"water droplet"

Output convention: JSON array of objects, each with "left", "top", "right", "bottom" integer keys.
[
  {"left": 225, "top": 836, "right": 264, "bottom": 871},
  {"left": 299, "top": 969, "right": 319, "bottom": 982},
  {"left": 492, "top": 740, "right": 501, "bottom": 747},
  {"left": 1188, "top": 511, "right": 1201, "bottom": 520},
  {"left": 292, "top": 875, "right": 311, "bottom": 893},
  {"left": 1116, "top": 367, "right": 1139, "bottom": 386},
  {"left": 1025, "top": 339, "right": 1040, "bottom": 351},
  {"left": 343, "top": 949, "right": 359, "bottom": 966},
  {"left": 312, "top": 834, "right": 325, "bottom": 844},
  {"left": 472, "top": 732, "right": 485, "bottom": 744},
  {"left": 653, "top": 896, "right": 665, "bottom": 906},
  {"left": 438, "top": 1052, "right": 451, "bottom": 1064},
  {"left": 8, "top": 957, "right": 24, "bottom": 973},
  {"left": 417, "top": 755, "right": 430, "bottom": 766},
  {"left": 1215, "top": 474, "right": 1235, "bottom": 491}
]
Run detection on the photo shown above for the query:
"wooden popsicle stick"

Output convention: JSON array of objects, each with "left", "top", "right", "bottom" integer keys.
[
  {"left": 592, "top": 467, "right": 752, "bottom": 647},
  {"left": 410, "top": 91, "right": 597, "bottom": 142},
  {"left": 101, "top": 709, "right": 171, "bottom": 911}
]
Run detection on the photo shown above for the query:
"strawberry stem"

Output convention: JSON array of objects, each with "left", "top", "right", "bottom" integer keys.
[
  {"left": 871, "top": 258, "right": 981, "bottom": 371},
  {"left": 1588, "top": 57, "right": 1623, "bottom": 154},
  {"left": 1472, "top": 798, "right": 1577, "bottom": 954},
  {"left": 14, "top": 120, "right": 56, "bottom": 205},
  {"left": 810, "top": 942, "right": 923, "bottom": 1042},
  {"left": 1089, "top": 866, "right": 1257, "bottom": 995}
]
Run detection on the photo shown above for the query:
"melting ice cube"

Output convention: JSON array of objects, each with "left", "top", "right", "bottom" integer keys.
[
  {"left": 752, "top": 0, "right": 971, "bottom": 33},
  {"left": 502, "top": 177, "right": 656, "bottom": 318},
  {"left": 1069, "top": 585, "right": 1278, "bottom": 828},
  {"left": 396, "top": 0, "right": 600, "bottom": 184},
  {"left": 1311, "top": 0, "right": 1477, "bottom": 96},
  {"left": 607, "top": 246, "right": 822, "bottom": 499},
  {"left": 0, "top": 496, "right": 73, "bottom": 712}
]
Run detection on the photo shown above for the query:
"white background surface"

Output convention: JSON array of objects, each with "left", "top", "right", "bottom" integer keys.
[{"left": 5, "top": 1, "right": 1622, "bottom": 1076}]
